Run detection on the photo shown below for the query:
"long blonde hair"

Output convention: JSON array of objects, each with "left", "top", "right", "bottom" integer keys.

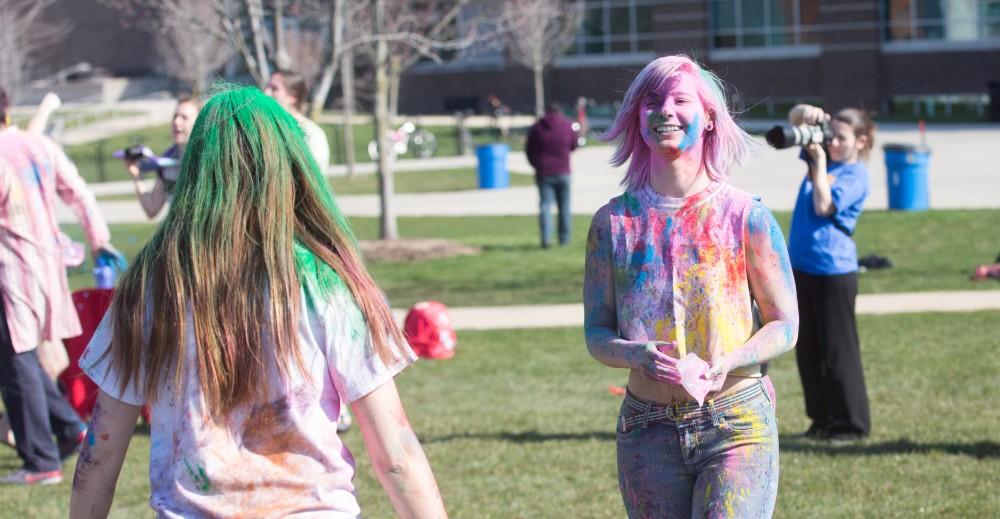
[{"left": 108, "top": 86, "right": 405, "bottom": 416}]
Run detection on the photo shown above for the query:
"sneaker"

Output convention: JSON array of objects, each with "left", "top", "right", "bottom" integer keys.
[
  {"left": 0, "top": 468, "right": 63, "bottom": 485},
  {"left": 58, "top": 427, "right": 87, "bottom": 462}
]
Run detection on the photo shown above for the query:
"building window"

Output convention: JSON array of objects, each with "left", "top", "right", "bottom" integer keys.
[
  {"left": 710, "top": 0, "right": 819, "bottom": 49},
  {"left": 886, "top": 0, "right": 1000, "bottom": 41},
  {"left": 566, "top": 0, "right": 658, "bottom": 56}
]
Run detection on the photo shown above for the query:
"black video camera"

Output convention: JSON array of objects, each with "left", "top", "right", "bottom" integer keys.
[
  {"left": 764, "top": 121, "right": 832, "bottom": 149},
  {"left": 112, "top": 144, "right": 154, "bottom": 161}
]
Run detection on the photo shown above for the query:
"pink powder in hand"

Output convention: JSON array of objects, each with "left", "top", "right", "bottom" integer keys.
[{"left": 677, "top": 353, "right": 712, "bottom": 406}]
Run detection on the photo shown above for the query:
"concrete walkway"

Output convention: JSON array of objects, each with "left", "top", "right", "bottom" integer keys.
[{"left": 393, "top": 289, "right": 1000, "bottom": 330}]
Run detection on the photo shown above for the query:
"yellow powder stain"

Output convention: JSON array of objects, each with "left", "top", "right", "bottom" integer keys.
[
  {"left": 728, "top": 404, "right": 768, "bottom": 443},
  {"left": 724, "top": 490, "right": 736, "bottom": 518},
  {"left": 705, "top": 481, "right": 712, "bottom": 502}
]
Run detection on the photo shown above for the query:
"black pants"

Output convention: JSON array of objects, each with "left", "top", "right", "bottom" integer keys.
[
  {"left": 0, "top": 301, "right": 84, "bottom": 472},
  {"left": 793, "top": 270, "right": 871, "bottom": 436}
]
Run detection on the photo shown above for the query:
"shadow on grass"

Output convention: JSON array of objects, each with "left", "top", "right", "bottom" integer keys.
[
  {"left": 780, "top": 436, "right": 1000, "bottom": 459},
  {"left": 423, "top": 429, "right": 615, "bottom": 444}
]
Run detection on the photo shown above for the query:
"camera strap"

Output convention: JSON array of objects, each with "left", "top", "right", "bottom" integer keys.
[{"left": 831, "top": 218, "right": 853, "bottom": 237}]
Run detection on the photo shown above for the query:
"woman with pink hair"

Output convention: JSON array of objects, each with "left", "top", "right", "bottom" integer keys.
[{"left": 584, "top": 55, "right": 799, "bottom": 517}]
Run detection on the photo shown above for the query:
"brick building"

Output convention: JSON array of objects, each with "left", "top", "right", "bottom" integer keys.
[{"left": 400, "top": 0, "right": 1000, "bottom": 119}]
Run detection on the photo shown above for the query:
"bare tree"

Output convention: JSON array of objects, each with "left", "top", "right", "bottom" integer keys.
[
  {"left": 382, "top": 0, "right": 473, "bottom": 119},
  {"left": 102, "top": 0, "right": 273, "bottom": 86},
  {"left": 358, "top": 0, "right": 486, "bottom": 239},
  {"left": 156, "top": 0, "right": 235, "bottom": 96},
  {"left": 501, "top": 0, "right": 579, "bottom": 116},
  {"left": 340, "top": 46, "right": 358, "bottom": 177},
  {"left": 0, "top": 0, "right": 68, "bottom": 100}
]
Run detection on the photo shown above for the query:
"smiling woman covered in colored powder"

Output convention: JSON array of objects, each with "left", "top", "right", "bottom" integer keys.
[
  {"left": 68, "top": 86, "right": 447, "bottom": 519},
  {"left": 584, "top": 55, "right": 799, "bottom": 518}
]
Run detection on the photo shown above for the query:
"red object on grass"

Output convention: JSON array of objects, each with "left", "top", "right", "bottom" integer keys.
[
  {"left": 60, "top": 288, "right": 151, "bottom": 424},
  {"left": 403, "top": 301, "right": 456, "bottom": 359},
  {"left": 59, "top": 288, "right": 114, "bottom": 420}
]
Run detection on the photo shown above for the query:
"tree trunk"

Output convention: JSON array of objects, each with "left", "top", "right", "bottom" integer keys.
[
  {"left": 534, "top": 64, "right": 545, "bottom": 117},
  {"left": 309, "top": 0, "right": 342, "bottom": 118},
  {"left": 273, "top": 0, "right": 291, "bottom": 70},
  {"left": 245, "top": 0, "right": 270, "bottom": 85},
  {"left": 341, "top": 48, "right": 356, "bottom": 178},
  {"left": 374, "top": 0, "right": 397, "bottom": 240},
  {"left": 388, "top": 54, "right": 402, "bottom": 122}
]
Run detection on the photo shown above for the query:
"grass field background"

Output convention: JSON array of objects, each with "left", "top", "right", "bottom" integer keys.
[
  {"left": 1, "top": 311, "right": 998, "bottom": 517},
  {"left": 62, "top": 209, "right": 1000, "bottom": 303}
]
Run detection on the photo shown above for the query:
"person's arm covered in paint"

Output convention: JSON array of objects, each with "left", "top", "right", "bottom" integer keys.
[
  {"left": 48, "top": 138, "right": 111, "bottom": 249},
  {"left": 583, "top": 207, "right": 681, "bottom": 385},
  {"left": 353, "top": 379, "right": 448, "bottom": 519},
  {"left": 69, "top": 391, "right": 142, "bottom": 519},
  {"left": 707, "top": 203, "right": 798, "bottom": 382}
]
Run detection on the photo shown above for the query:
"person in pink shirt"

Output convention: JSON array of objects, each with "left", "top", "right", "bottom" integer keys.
[
  {"left": 70, "top": 87, "right": 446, "bottom": 518},
  {"left": 584, "top": 55, "right": 799, "bottom": 517},
  {"left": 0, "top": 88, "right": 124, "bottom": 485}
]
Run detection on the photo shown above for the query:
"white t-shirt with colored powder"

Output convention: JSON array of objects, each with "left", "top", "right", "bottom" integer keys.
[{"left": 80, "top": 282, "right": 416, "bottom": 518}]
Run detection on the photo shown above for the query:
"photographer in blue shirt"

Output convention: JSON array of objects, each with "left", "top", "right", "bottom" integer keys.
[{"left": 786, "top": 104, "right": 876, "bottom": 443}]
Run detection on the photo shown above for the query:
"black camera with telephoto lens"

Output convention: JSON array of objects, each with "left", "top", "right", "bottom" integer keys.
[{"left": 764, "top": 121, "right": 832, "bottom": 149}]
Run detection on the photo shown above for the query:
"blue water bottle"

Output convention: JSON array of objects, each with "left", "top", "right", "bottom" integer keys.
[{"left": 93, "top": 255, "right": 116, "bottom": 289}]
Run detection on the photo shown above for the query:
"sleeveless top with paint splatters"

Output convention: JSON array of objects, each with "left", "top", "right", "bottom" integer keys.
[{"left": 607, "top": 181, "right": 759, "bottom": 375}]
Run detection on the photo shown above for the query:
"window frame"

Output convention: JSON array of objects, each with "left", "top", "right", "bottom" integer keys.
[
  {"left": 558, "top": 0, "right": 661, "bottom": 66},
  {"left": 707, "top": 0, "right": 822, "bottom": 61}
]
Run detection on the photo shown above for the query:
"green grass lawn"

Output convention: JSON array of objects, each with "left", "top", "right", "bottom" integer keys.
[
  {"left": 2, "top": 311, "right": 998, "bottom": 517},
  {"left": 60, "top": 209, "right": 1000, "bottom": 302}
]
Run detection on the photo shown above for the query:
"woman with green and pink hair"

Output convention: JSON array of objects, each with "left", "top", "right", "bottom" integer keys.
[
  {"left": 69, "top": 86, "right": 447, "bottom": 518},
  {"left": 585, "top": 55, "right": 798, "bottom": 517}
]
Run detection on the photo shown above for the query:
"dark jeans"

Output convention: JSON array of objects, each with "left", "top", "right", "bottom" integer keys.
[
  {"left": 0, "top": 302, "right": 84, "bottom": 472},
  {"left": 536, "top": 174, "right": 571, "bottom": 246},
  {"left": 793, "top": 270, "right": 871, "bottom": 436}
]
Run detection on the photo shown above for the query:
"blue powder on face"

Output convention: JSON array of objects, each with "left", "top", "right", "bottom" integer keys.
[{"left": 677, "top": 113, "right": 701, "bottom": 151}]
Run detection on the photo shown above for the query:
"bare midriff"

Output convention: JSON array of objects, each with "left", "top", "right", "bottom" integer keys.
[{"left": 626, "top": 366, "right": 761, "bottom": 405}]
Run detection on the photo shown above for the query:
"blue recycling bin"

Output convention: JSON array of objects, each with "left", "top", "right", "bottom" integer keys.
[
  {"left": 884, "top": 144, "right": 930, "bottom": 211},
  {"left": 476, "top": 144, "right": 509, "bottom": 189}
]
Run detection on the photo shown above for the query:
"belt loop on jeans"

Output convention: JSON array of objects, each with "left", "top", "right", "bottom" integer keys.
[
  {"left": 707, "top": 397, "right": 721, "bottom": 425},
  {"left": 641, "top": 400, "right": 653, "bottom": 428}
]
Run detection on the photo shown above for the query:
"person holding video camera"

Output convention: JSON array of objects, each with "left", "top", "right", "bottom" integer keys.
[
  {"left": 124, "top": 96, "right": 199, "bottom": 219},
  {"left": 784, "top": 104, "right": 875, "bottom": 443}
]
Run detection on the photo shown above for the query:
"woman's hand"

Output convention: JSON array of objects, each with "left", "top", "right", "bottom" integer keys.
[
  {"left": 704, "top": 356, "right": 734, "bottom": 393},
  {"left": 629, "top": 341, "right": 682, "bottom": 385},
  {"left": 805, "top": 143, "right": 826, "bottom": 173},
  {"left": 789, "top": 104, "right": 829, "bottom": 126},
  {"left": 125, "top": 159, "right": 141, "bottom": 180}
]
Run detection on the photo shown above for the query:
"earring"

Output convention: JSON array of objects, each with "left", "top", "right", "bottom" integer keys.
[{"left": 706, "top": 121, "right": 714, "bottom": 131}]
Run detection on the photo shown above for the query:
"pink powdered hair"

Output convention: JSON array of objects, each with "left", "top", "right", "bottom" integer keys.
[{"left": 598, "top": 55, "right": 759, "bottom": 191}]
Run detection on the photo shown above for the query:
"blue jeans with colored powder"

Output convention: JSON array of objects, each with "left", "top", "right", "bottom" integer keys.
[{"left": 616, "top": 380, "right": 779, "bottom": 518}]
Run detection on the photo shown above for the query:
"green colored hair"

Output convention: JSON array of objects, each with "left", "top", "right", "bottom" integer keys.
[{"left": 109, "top": 86, "right": 405, "bottom": 415}]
